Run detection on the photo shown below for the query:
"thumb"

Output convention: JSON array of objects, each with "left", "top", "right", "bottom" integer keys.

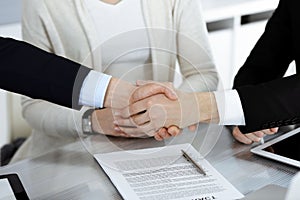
[
  {"left": 132, "top": 83, "right": 177, "bottom": 103},
  {"left": 270, "top": 127, "right": 279, "bottom": 133}
]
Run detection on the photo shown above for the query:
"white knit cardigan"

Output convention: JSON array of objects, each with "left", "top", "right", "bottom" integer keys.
[{"left": 11, "top": 0, "right": 218, "bottom": 162}]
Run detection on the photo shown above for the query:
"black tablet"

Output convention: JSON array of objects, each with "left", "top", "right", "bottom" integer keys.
[
  {"left": 251, "top": 127, "right": 300, "bottom": 168},
  {"left": 0, "top": 173, "right": 29, "bottom": 200}
]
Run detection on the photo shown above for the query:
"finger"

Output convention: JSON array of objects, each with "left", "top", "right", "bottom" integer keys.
[
  {"left": 159, "top": 128, "right": 172, "bottom": 140},
  {"left": 259, "top": 127, "right": 278, "bottom": 136},
  {"left": 134, "top": 119, "right": 161, "bottom": 137},
  {"left": 156, "top": 128, "right": 167, "bottom": 136},
  {"left": 154, "top": 127, "right": 171, "bottom": 141},
  {"left": 118, "top": 124, "right": 156, "bottom": 137},
  {"left": 188, "top": 124, "right": 197, "bottom": 132},
  {"left": 113, "top": 117, "right": 137, "bottom": 127},
  {"left": 260, "top": 129, "right": 274, "bottom": 135},
  {"left": 252, "top": 131, "right": 264, "bottom": 138},
  {"left": 105, "top": 127, "right": 130, "bottom": 138},
  {"left": 132, "top": 83, "right": 177, "bottom": 103},
  {"left": 167, "top": 126, "right": 181, "bottom": 136},
  {"left": 153, "top": 128, "right": 167, "bottom": 140},
  {"left": 114, "top": 112, "right": 150, "bottom": 127},
  {"left": 154, "top": 133, "right": 164, "bottom": 141},
  {"left": 115, "top": 126, "right": 146, "bottom": 137},
  {"left": 245, "top": 133, "right": 262, "bottom": 143},
  {"left": 270, "top": 127, "right": 279, "bottom": 133},
  {"left": 232, "top": 127, "right": 252, "bottom": 144},
  {"left": 131, "top": 112, "right": 150, "bottom": 126},
  {"left": 118, "top": 100, "right": 148, "bottom": 118},
  {"left": 262, "top": 128, "right": 278, "bottom": 135}
]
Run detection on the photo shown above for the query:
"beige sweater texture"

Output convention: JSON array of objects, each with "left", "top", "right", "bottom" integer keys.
[{"left": 11, "top": 0, "right": 218, "bottom": 162}]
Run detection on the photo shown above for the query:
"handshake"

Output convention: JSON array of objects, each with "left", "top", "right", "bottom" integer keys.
[{"left": 90, "top": 78, "right": 220, "bottom": 141}]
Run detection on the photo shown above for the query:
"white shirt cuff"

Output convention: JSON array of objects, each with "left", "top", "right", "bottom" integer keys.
[
  {"left": 79, "top": 71, "right": 112, "bottom": 108},
  {"left": 213, "top": 89, "right": 246, "bottom": 125}
]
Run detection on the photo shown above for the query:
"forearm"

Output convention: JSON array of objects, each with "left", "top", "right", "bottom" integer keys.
[
  {"left": 0, "top": 37, "right": 90, "bottom": 109},
  {"left": 21, "top": 97, "right": 84, "bottom": 137},
  {"left": 236, "top": 73, "right": 300, "bottom": 133},
  {"left": 233, "top": 0, "right": 292, "bottom": 88},
  {"left": 196, "top": 92, "right": 220, "bottom": 124}
]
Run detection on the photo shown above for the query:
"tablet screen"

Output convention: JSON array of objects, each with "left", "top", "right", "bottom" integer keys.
[
  {"left": 263, "top": 131, "right": 300, "bottom": 161},
  {"left": 0, "top": 174, "right": 29, "bottom": 200},
  {"left": 0, "top": 178, "right": 16, "bottom": 200}
]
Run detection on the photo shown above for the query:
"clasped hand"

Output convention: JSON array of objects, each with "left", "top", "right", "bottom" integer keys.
[
  {"left": 92, "top": 79, "right": 200, "bottom": 140},
  {"left": 114, "top": 81, "right": 200, "bottom": 139}
]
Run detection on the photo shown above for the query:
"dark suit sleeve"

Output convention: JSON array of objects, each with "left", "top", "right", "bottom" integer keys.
[
  {"left": 233, "top": 0, "right": 293, "bottom": 87},
  {"left": 0, "top": 37, "right": 90, "bottom": 109},
  {"left": 232, "top": 0, "right": 300, "bottom": 132},
  {"left": 236, "top": 74, "right": 300, "bottom": 133}
]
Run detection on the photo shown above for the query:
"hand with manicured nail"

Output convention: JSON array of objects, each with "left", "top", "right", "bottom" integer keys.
[{"left": 232, "top": 126, "right": 278, "bottom": 144}]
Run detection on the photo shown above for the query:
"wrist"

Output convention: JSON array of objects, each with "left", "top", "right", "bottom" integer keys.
[
  {"left": 103, "top": 78, "right": 115, "bottom": 108},
  {"left": 82, "top": 109, "right": 98, "bottom": 135},
  {"left": 103, "top": 78, "right": 136, "bottom": 108},
  {"left": 197, "top": 92, "right": 220, "bottom": 123},
  {"left": 91, "top": 110, "right": 102, "bottom": 133},
  {"left": 180, "top": 92, "right": 201, "bottom": 128}
]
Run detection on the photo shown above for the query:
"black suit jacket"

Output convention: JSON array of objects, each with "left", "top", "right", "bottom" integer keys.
[
  {"left": 0, "top": 37, "right": 90, "bottom": 109},
  {"left": 233, "top": 0, "right": 300, "bottom": 133}
]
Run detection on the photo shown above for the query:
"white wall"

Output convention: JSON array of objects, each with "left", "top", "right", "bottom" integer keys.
[
  {"left": 209, "top": 19, "right": 296, "bottom": 91},
  {"left": 203, "top": 0, "right": 296, "bottom": 90}
]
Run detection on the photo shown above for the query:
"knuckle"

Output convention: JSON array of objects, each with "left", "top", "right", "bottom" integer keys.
[
  {"left": 147, "top": 100, "right": 153, "bottom": 107},
  {"left": 253, "top": 138, "right": 261, "bottom": 143},
  {"left": 232, "top": 130, "right": 240, "bottom": 137},
  {"left": 134, "top": 118, "right": 141, "bottom": 125},
  {"left": 254, "top": 132, "right": 263, "bottom": 137},
  {"left": 244, "top": 140, "right": 253, "bottom": 145}
]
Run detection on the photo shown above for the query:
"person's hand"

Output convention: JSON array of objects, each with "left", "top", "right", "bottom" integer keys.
[
  {"left": 153, "top": 124, "right": 197, "bottom": 141},
  {"left": 104, "top": 78, "right": 177, "bottom": 109},
  {"left": 232, "top": 126, "right": 279, "bottom": 144},
  {"left": 115, "top": 83, "right": 201, "bottom": 136},
  {"left": 153, "top": 126, "right": 182, "bottom": 141},
  {"left": 130, "top": 80, "right": 178, "bottom": 103},
  {"left": 103, "top": 78, "right": 137, "bottom": 109},
  {"left": 132, "top": 81, "right": 184, "bottom": 140},
  {"left": 91, "top": 108, "right": 147, "bottom": 138},
  {"left": 129, "top": 81, "right": 199, "bottom": 140},
  {"left": 104, "top": 78, "right": 177, "bottom": 116}
]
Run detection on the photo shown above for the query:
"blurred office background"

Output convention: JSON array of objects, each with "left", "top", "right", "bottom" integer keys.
[{"left": 0, "top": 0, "right": 295, "bottom": 147}]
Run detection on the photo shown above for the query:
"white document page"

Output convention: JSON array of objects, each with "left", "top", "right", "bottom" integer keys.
[
  {"left": 0, "top": 179, "right": 16, "bottom": 200},
  {"left": 94, "top": 143, "right": 244, "bottom": 200}
]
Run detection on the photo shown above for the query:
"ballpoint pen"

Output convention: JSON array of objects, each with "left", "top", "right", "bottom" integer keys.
[{"left": 181, "top": 149, "right": 207, "bottom": 176}]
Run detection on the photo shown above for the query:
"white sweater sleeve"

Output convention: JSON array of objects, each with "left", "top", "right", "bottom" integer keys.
[
  {"left": 21, "top": 0, "right": 86, "bottom": 137},
  {"left": 177, "top": 0, "right": 218, "bottom": 92}
]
